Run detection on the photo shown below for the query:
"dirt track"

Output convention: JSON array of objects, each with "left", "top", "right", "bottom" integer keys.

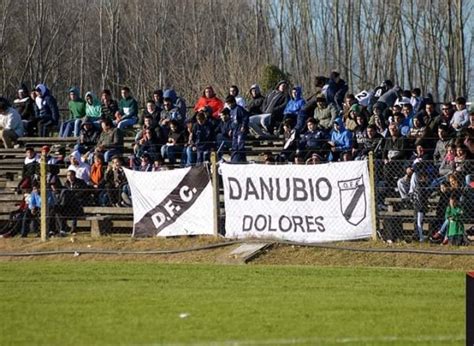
[{"left": 1, "top": 235, "right": 474, "bottom": 271}]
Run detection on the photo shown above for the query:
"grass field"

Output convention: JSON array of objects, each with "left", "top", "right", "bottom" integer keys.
[{"left": 0, "top": 261, "right": 465, "bottom": 345}]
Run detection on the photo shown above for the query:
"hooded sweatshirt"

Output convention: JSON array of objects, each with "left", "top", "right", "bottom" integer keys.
[
  {"left": 163, "top": 89, "right": 187, "bottom": 118},
  {"left": 330, "top": 118, "right": 353, "bottom": 151},
  {"left": 283, "top": 86, "right": 306, "bottom": 116},
  {"left": 85, "top": 92, "right": 102, "bottom": 119},
  {"left": 67, "top": 151, "right": 91, "bottom": 184},
  {"left": 35, "top": 84, "right": 60, "bottom": 124}
]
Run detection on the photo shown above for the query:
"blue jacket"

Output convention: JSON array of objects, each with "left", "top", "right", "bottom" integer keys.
[
  {"left": 283, "top": 86, "right": 306, "bottom": 116},
  {"left": 229, "top": 105, "right": 249, "bottom": 131},
  {"left": 299, "top": 128, "right": 327, "bottom": 150},
  {"left": 330, "top": 118, "right": 353, "bottom": 150}
]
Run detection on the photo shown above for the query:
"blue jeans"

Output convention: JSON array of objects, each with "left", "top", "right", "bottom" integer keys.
[
  {"left": 59, "top": 120, "right": 75, "bottom": 138},
  {"left": 161, "top": 144, "right": 183, "bottom": 165},
  {"left": 115, "top": 117, "right": 137, "bottom": 130}
]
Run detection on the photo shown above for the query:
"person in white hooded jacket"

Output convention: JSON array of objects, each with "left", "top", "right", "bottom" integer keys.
[{"left": 67, "top": 150, "right": 91, "bottom": 184}]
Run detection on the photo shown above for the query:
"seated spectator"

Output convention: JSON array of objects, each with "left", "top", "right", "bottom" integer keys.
[
  {"left": 139, "top": 99, "right": 160, "bottom": 127},
  {"left": 160, "top": 97, "right": 184, "bottom": 132},
  {"left": 353, "top": 124, "right": 383, "bottom": 160},
  {"left": 453, "top": 144, "right": 473, "bottom": 185},
  {"left": 327, "top": 118, "right": 352, "bottom": 162},
  {"left": 102, "top": 156, "right": 129, "bottom": 206},
  {"left": 68, "top": 151, "right": 91, "bottom": 184},
  {"left": 152, "top": 89, "right": 164, "bottom": 112},
  {"left": 75, "top": 119, "right": 100, "bottom": 155},
  {"left": 281, "top": 86, "right": 305, "bottom": 132},
  {"left": 344, "top": 104, "right": 368, "bottom": 132},
  {"left": 450, "top": 97, "right": 469, "bottom": 133},
  {"left": 34, "top": 84, "right": 59, "bottom": 137},
  {"left": 60, "top": 87, "right": 86, "bottom": 138},
  {"left": 115, "top": 86, "right": 139, "bottom": 130},
  {"left": 100, "top": 89, "right": 119, "bottom": 122},
  {"left": 433, "top": 125, "right": 454, "bottom": 165},
  {"left": 305, "top": 152, "right": 323, "bottom": 165},
  {"left": 89, "top": 153, "right": 106, "bottom": 205},
  {"left": 407, "top": 114, "right": 428, "bottom": 150},
  {"left": 187, "top": 111, "right": 215, "bottom": 165},
  {"left": 248, "top": 80, "right": 289, "bottom": 138},
  {"left": 94, "top": 118, "right": 124, "bottom": 163},
  {"left": 132, "top": 152, "right": 153, "bottom": 171},
  {"left": 215, "top": 108, "right": 232, "bottom": 160},
  {"left": 313, "top": 95, "right": 338, "bottom": 132},
  {"left": 194, "top": 85, "right": 224, "bottom": 119},
  {"left": 0, "top": 97, "right": 24, "bottom": 148},
  {"left": 84, "top": 92, "right": 102, "bottom": 123},
  {"left": 280, "top": 119, "right": 297, "bottom": 162},
  {"left": 14, "top": 84, "right": 36, "bottom": 136},
  {"left": 246, "top": 84, "right": 265, "bottom": 115},
  {"left": 133, "top": 120, "right": 164, "bottom": 160},
  {"left": 382, "top": 123, "right": 408, "bottom": 192},
  {"left": 163, "top": 89, "right": 187, "bottom": 120},
  {"left": 438, "top": 143, "right": 457, "bottom": 179},
  {"left": 161, "top": 120, "right": 185, "bottom": 165},
  {"left": 228, "top": 85, "right": 246, "bottom": 108},
  {"left": 298, "top": 117, "right": 327, "bottom": 160},
  {"left": 55, "top": 170, "right": 88, "bottom": 234}
]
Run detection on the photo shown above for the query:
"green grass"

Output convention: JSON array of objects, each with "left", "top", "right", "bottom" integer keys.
[{"left": 0, "top": 262, "right": 465, "bottom": 345}]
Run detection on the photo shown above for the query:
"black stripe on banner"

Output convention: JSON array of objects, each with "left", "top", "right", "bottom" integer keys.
[{"left": 134, "top": 166, "right": 210, "bottom": 237}]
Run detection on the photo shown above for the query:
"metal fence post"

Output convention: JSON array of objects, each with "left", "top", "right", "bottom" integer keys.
[
  {"left": 40, "top": 153, "right": 47, "bottom": 241},
  {"left": 210, "top": 152, "right": 220, "bottom": 237},
  {"left": 368, "top": 151, "right": 378, "bottom": 241}
]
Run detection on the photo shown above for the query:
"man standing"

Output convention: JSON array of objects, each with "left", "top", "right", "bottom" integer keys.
[{"left": 0, "top": 97, "right": 24, "bottom": 148}]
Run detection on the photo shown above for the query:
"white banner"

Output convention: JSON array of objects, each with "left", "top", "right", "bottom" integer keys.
[
  {"left": 221, "top": 161, "right": 373, "bottom": 243},
  {"left": 124, "top": 166, "right": 214, "bottom": 237}
]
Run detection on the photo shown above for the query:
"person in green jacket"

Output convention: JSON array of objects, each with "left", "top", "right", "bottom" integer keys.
[
  {"left": 60, "top": 87, "right": 86, "bottom": 138},
  {"left": 114, "top": 86, "right": 138, "bottom": 130},
  {"left": 445, "top": 195, "right": 465, "bottom": 246}
]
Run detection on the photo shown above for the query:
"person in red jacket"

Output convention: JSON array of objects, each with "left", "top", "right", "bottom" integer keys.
[{"left": 194, "top": 86, "right": 224, "bottom": 119}]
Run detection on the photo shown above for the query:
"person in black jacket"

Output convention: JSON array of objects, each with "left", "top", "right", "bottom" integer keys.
[
  {"left": 246, "top": 84, "right": 265, "bottom": 115},
  {"left": 248, "top": 80, "right": 289, "bottom": 138},
  {"left": 226, "top": 95, "right": 250, "bottom": 163},
  {"left": 14, "top": 84, "right": 36, "bottom": 136},
  {"left": 34, "top": 84, "right": 59, "bottom": 137}
]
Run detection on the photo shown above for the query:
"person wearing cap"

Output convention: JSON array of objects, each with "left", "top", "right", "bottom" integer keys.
[
  {"left": 248, "top": 80, "right": 289, "bottom": 138},
  {"left": 13, "top": 84, "right": 36, "bottom": 136},
  {"left": 34, "top": 83, "right": 59, "bottom": 137},
  {"left": 0, "top": 97, "right": 24, "bottom": 148},
  {"left": 59, "top": 87, "right": 86, "bottom": 138},
  {"left": 246, "top": 84, "right": 264, "bottom": 115}
]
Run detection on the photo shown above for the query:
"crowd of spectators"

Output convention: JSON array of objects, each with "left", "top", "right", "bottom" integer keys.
[{"left": 0, "top": 74, "right": 473, "bottom": 242}]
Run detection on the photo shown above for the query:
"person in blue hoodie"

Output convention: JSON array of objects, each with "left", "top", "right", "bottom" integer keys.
[
  {"left": 35, "top": 84, "right": 59, "bottom": 137},
  {"left": 163, "top": 89, "right": 187, "bottom": 120},
  {"left": 327, "top": 117, "right": 353, "bottom": 161},
  {"left": 281, "top": 86, "right": 306, "bottom": 133}
]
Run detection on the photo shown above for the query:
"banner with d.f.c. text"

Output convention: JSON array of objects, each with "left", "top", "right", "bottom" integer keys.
[
  {"left": 221, "top": 161, "right": 373, "bottom": 243},
  {"left": 124, "top": 166, "right": 214, "bottom": 237}
]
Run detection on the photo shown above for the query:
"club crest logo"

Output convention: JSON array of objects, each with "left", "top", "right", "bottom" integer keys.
[{"left": 338, "top": 176, "right": 366, "bottom": 226}]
